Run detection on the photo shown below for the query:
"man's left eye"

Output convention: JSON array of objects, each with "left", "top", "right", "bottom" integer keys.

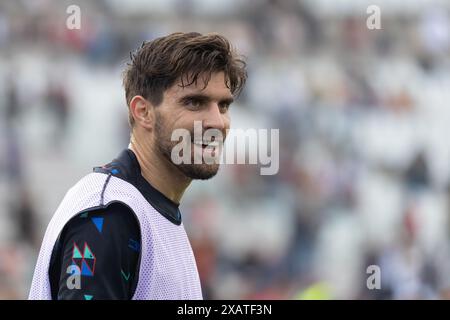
[{"left": 219, "top": 103, "right": 230, "bottom": 112}]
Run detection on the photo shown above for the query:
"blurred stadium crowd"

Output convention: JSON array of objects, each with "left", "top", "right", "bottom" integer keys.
[{"left": 0, "top": 0, "right": 450, "bottom": 299}]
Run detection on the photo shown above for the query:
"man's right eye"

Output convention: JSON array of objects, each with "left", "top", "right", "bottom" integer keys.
[{"left": 184, "top": 99, "right": 202, "bottom": 109}]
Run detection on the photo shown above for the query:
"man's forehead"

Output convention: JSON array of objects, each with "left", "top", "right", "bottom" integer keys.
[{"left": 168, "top": 72, "right": 233, "bottom": 99}]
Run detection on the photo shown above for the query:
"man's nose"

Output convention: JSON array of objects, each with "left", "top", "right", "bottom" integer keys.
[{"left": 203, "top": 103, "right": 226, "bottom": 130}]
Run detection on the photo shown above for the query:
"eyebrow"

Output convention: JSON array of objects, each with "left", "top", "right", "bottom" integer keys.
[{"left": 177, "top": 93, "right": 234, "bottom": 105}]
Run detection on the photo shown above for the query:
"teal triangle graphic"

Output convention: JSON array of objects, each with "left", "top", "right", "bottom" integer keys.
[
  {"left": 80, "top": 212, "right": 89, "bottom": 218},
  {"left": 73, "top": 244, "right": 82, "bottom": 259},
  {"left": 83, "top": 244, "right": 95, "bottom": 259},
  {"left": 121, "top": 270, "right": 130, "bottom": 281},
  {"left": 91, "top": 217, "right": 104, "bottom": 233},
  {"left": 84, "top": 295, "right": 93, "bottom": 300}
]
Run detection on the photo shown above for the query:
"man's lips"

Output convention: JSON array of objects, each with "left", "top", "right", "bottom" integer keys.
[{"left": 192, "top": 140, "right": 222, "bottom": 148}]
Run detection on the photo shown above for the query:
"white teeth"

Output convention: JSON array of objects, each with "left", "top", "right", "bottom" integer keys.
[
  {"left": 193, "top": 141, "right": 221, "bottom": 147},
  {"left": 208, "top": 141, "right": 220, "bottom": 147}
]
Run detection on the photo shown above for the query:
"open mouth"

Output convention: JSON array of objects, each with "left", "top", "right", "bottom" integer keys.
[{"left": 193, "top": 140, "right": 221, "bottom": 149}]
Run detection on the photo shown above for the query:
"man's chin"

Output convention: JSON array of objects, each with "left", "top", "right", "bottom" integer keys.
[{"left": 176, "top": 163, "right": 220, "bottom": 180}]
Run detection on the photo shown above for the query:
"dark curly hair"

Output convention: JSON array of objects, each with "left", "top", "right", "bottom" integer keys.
[{"left": 123, "top": 32, "right": 247, "bottom": 127}]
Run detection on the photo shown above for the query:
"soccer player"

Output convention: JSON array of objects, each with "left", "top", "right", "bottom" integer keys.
[{"left": 29, "top": 32, "right": 247, "bottom": 300}]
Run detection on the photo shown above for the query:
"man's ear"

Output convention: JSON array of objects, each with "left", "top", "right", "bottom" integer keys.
[{"left": 129, "top": 95, "right": 155, "bottom": 130}]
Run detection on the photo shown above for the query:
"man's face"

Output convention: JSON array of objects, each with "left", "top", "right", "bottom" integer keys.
[{"left": 152, "top": 72, "right": 233, "bottom": 180}]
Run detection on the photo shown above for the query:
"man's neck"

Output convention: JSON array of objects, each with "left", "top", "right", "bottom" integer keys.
[{"left": 128, "top": 135, "right": 191, "bottom": 205}]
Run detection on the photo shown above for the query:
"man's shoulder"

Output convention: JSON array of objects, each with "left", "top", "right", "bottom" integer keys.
[
  {"left": 62, "top": 201, "right": 139, "bottom": 237},
  {"left": 55, "top": 149, "right": 144, "bottom": 220},
  {"left": 52, "top": 171, "right": 141, "bottom": 233},
  {"left": 52, "top": 172, "right": 109, "bottom": 218},
  {"left": 66, "top": 172, "right": 109, "bottom": 197}
]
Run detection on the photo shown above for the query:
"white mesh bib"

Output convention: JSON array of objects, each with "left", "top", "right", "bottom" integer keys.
[{"left": 28, "top": 172, "right": 203, "bottom": 300}]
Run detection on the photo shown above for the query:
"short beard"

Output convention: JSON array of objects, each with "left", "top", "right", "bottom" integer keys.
[{"left": 154, "top": 113, "right": 221, "bottom": 180}]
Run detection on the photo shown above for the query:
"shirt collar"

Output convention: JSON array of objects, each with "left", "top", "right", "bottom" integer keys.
[{"left": 94, "top": 149, "right": 182, "bottom": 225}]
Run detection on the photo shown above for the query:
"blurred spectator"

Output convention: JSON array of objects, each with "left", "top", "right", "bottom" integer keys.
[{"left": 1, "top": 0, "right": 450, "bottom": 299}]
